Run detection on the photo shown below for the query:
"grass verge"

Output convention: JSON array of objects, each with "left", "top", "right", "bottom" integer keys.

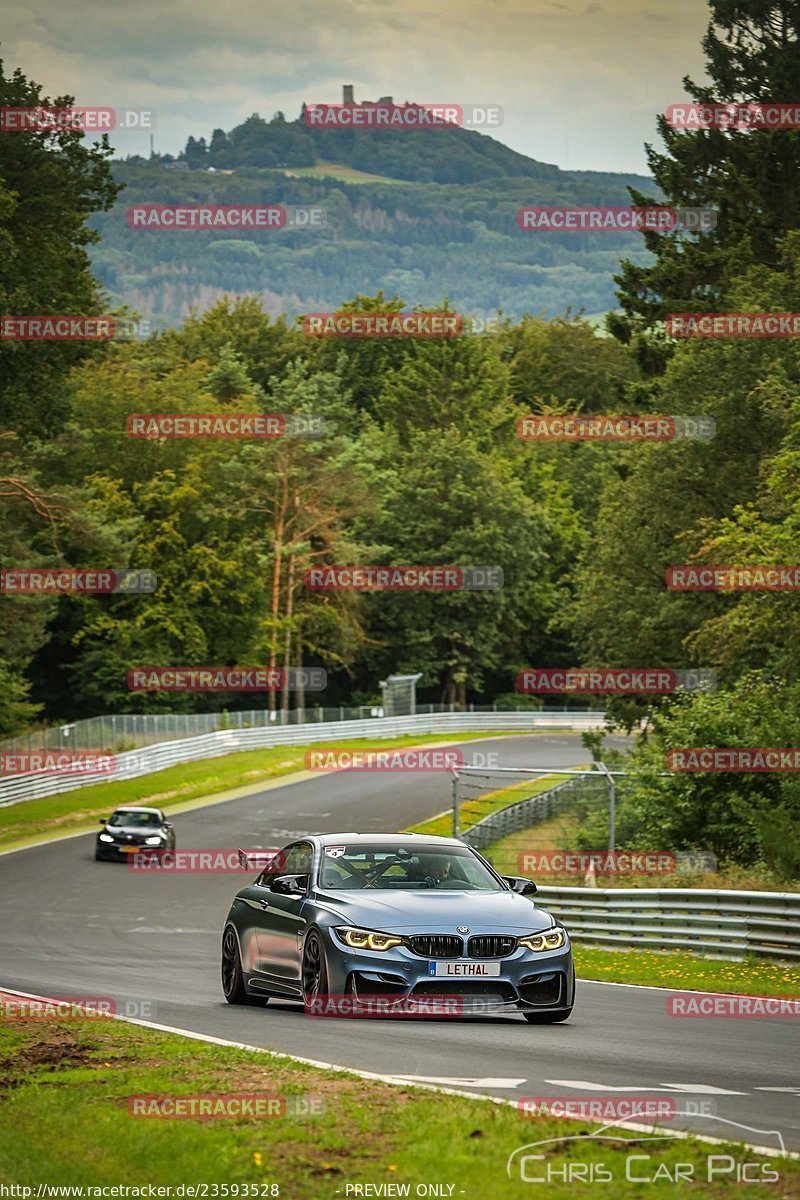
[
  {"left": 0, "top": 1017, "right": 797, "bottom": 1197},
  {"left": 574, "top": 947, "right": 799, "bottom": 997},
  {"left": 0, "top": 733, "right": 493, "bottom": 852},
  {"left": 405, "top": 773, "right": 570, "bottom": 839}
]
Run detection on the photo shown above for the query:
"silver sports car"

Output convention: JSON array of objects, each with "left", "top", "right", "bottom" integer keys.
[{"left": 221, "top": 832, "right": 574, "bottom": 1021}]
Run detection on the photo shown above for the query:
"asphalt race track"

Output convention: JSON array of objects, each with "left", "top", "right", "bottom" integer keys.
[{"left": 1, "top": 734, "right": 797, "bottom": 1153}]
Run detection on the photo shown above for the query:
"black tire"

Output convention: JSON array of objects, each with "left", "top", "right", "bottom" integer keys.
[
  {"left": 221, "top": 925, "right": 267, "bottom": 1006},
  {"left": 301, "top": 930, "right": 330, "bottom": 1011},
  {"left": 523, "top": 1007, "right": 573, "bottom": 1024}
]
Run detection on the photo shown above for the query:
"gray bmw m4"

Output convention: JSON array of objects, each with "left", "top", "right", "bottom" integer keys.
[{"left": 221, "top": 832, "right": 574, "bottom": 1022}]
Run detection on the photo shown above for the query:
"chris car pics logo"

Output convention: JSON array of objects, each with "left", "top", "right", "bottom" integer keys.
[{"left": 506, "top": 1114, "right": 786, "bottom": 1185}]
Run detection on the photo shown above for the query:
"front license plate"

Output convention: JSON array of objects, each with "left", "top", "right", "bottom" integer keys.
[
  {"left": 120, "top": 845, "right": 141, "bottom": 852},
  {"left": 429, "top": 961, "right": 501, "bottom": 977}
]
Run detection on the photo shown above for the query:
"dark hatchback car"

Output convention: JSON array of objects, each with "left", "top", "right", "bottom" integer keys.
[{"left": 95, "top": 805, "right": 176, "bottom": 862}]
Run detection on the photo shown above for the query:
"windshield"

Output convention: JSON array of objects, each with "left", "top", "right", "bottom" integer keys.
[
  {"left": 318, "top": 843, "right": 503, "bottom": 891},
  {"left": 107, "top": 811, "right": 162, "bottom": 828}
]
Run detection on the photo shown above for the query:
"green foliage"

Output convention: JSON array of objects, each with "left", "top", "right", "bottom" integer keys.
[
  {"left": 611, "top": 676, "right": 800, "bottom": 870},
  {"left": 0, "top": 58, "right": 121, "bottom": 436},
  {"left": 88, "top": 157, "right": 656, "bottom": 330}
]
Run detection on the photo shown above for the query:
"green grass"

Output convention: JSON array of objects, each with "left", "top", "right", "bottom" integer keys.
[
  {"left": 574, "top": 946, "right": 799, "bottom": 997},
  {"left": 480, "top": 807, "right": 580, "bottom": 875},
  {"left": 405, "top": 773, "right": 571, "bottom": 838},
  {"left": 0, "top": 1017, "right": 797, "bottom": 1196},
  {"left": 284, "top": 161, "right": 405, "bottom": 184},
  {"left": 0, "top": 733, "right": 495, "bottom": 852}
]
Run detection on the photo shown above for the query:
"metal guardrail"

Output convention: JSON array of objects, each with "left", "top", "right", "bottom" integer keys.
[
  {"left": 535, "top": 886, "right": 800, "bottom": 961},
  {"left": 462, "top": 777, "right": 602, "bottom": 850},
  {"left": 0, "top": 710, "right": 606, "bottom": 808},
  {"left": 0, "top": 702, "right": 598, "bottom": 755}
]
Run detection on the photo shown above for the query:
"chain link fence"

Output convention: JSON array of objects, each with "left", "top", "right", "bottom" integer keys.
[{"left": 0, "top": 701, "right": 603, "bottom": 756}]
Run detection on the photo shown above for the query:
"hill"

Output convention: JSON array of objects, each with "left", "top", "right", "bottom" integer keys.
[{"left": 91, "top": 107, "right": 657, "bottom": 328}]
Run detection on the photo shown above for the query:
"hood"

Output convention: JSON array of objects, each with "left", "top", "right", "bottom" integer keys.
[{"left": 313, "top": 888, "right": 557, "bottom": 933}]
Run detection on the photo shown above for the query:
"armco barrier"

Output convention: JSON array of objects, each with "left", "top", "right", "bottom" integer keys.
[
  {"left": 462, "top": 776, "right": 603, "bottom": 850},
  {"left": 0, "top": 711, "right": 605, "bottom": 808},
  {"left": 534, "top": 886, "right": 800, "bottom": 961}
]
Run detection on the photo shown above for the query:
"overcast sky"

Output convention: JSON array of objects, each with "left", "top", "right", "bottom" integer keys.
[{"left": 4, "top": 0, "right": 710, "bottom": 174}]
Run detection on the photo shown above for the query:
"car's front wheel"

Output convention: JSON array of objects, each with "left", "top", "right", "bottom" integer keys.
[
  {"left": 221, "top": 925, "right": 266, "bottom": 1006},
  {"left": 301, "top": 930, "right": 330, "bottom": 1010},
  {"left": 523, "top": 1007, "right": 573, "bottom": 1024}
]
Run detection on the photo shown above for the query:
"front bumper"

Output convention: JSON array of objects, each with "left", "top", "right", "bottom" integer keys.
[
  {"left": 96, "top": 840, "right": 164, "bottom": 860},
  {"left": 323, "top": 934, "right": 575, "bottom": 1013}
]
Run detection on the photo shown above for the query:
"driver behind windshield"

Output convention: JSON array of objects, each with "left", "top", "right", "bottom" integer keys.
[
  {"left": 319, "top": 844, "right": 501, "bottom": 890},
  {"left": 406, "top": 854, "right": 454, "bottom": 886}
]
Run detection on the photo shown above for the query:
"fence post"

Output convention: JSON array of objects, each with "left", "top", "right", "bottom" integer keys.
[
  {"left": 597, "top": 760, "right": 616, "bottom": 851},
  {"left": 452, "top": 771, "right": 461, "bottom": 839}
]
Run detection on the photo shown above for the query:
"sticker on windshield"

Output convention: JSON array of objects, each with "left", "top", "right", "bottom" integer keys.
[{"left": 325, "top": 846, "right": 345, "bottom": 857}]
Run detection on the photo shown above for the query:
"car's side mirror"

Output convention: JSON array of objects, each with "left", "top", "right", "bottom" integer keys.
[
  {"left": 269, "top": 873, "right": 308, "bottom": 896},
  {"left": 163, "top": 822, "right": 173, "bottom": 830},
  {"left": 503, "top": 875, "right": 537, "bottom": 896},
  {"left": 99, "top": 819, "right": 107, "bottom": 826}
]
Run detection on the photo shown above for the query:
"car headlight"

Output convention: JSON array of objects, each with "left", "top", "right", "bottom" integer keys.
[
  {"left": 335, "top": 926, "right": 405, "bottom": 952},
  {"left": 98, "top": 833, "right": 114, "bottom": 843},
  {"left": 518, "top": 927, "right": 567, "bottom": 952},
  {"left": 144, "top": 835, "right": 163, "bottom": 846}
]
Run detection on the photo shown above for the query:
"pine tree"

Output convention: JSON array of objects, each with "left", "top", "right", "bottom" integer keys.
[{"left": 612, "top": 1, "right": 800, "bottom": 362}]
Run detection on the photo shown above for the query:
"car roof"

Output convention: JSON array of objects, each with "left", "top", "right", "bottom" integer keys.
[
  {"left": 110, "top": 806, "right": 164, "bottom": 816},
  {"left": 313, "top": 832, "right": 465, "bottom": 847}
]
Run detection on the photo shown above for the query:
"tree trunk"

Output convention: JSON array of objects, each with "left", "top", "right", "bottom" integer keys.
[
  {"left": 295, "top": 633, "right": 305, "bottom": 723},
  {"left": 267, "top": 475, "right": 288, "bottom": 715},
  {"left": 281, "top": 550, "right": 296, "bottom": 720}
]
